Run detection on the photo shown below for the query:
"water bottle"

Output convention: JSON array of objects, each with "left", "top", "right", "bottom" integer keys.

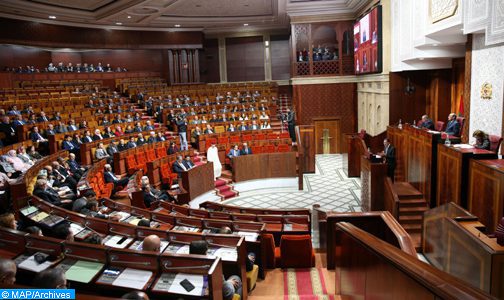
[
  {"left": 398, "top": 119, "right": 403, "bottom": 130},
  {"left": 444, "top": 136, "right": 451, "bottom": 146},
  {"left": 413, "top": 120, "right": 416, "bottom": 128}
]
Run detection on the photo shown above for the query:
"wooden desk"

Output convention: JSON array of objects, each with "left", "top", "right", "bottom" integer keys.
[
  {"left": 178, "top": 162, "right": 215, "bottom": 204},
  {"left": 423, "top": 203, "right": 504, "bottom": 298},
  {"left": 468, "top": 159, "right": 504, "bottom": 233},
  {"left": 387, "top": 125, "right": 461, "bottom": 207},
  {"left": 232, "top": 152, "right": 297, "bottom": 182},
  {"left": 437, "top": 144, "right": 497, "bottom": 208},
  {"left": 360, "top": 155, "right": 387, "bottom": 212}
]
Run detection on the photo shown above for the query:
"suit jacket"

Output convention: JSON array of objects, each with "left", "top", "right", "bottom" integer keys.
[
  {"left": 29, "top": 132, "right": 45, "bottom": 142},
  {"left": 445, "top": 120, "right": 460, "bottom": 136},
  {"left": 12, "top": 120, "right": 25, "bottom": 127},
  {"left": 384, "top": 145, "right": 396, "bottom": 168},
  {"left": 33, "top": 187, "right": 62, "bottom": 206},
  {"left": 147, "top": 137, "right": 157, "bottom": 144},
  {"left": 104, "top": 171, "right": 119, "bottom": 184},
  {"left": 420, "top": 119, "right": 434, "bottom": 130},
  {"left": 62, "top": 140, "right": 76, "bottom": 150},
  {"left": 107, "top": 145, "right": 119, "bottom": 156},
  {"left": 46, "top": 129, "right": 55, "bottom": 135},
  {"left": 228, "top": 149, "right": 241, "bottom": 158},
  {"left": 83, "top": 136, "right": 93, "bottom": 143},
  {"left": 172, "top": 161, "right": 187, "bottom": 174},
  {"left": 37, "top": 116, "right": 49, "bottom": 122},
  {"left": 118, "top": 143, "right": 128, "bottom": 151},
  {"left": 67, "top": 125, "right": 78, "bottom": 131},
  {"left": 68, "top": 160, "right": 81, "bottom": 173},
  {"left": 126, "top": 141, "right": 137, "bottom": 148},
  {"left": 183, "top": 160, "right": 195, "bottom": 169},
  {"left": 144, "top": 125, "right": 154, "bottom": 131},
  {"left": 240, "top": 147, "right": 252, "bottom": 155},
  {"left": 137, "top": 138, "right": 146, "bottom": 146},
  {"left": 143, "top": 190, "right": 158, "bottom": 208},
  {"left": 95, "top": 148, "right": 109, "bottom": 160},
  {"left": 93, "top": 134, "right": 104, "bottom": 141}
]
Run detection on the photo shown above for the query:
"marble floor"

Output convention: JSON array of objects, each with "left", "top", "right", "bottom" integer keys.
[{"left": 220, "top": 154, "right": 362, "bottom": 212}]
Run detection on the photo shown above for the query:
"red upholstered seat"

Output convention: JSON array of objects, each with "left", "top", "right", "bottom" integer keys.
[
  {"left": 251, "top": 145, "right": 262, "bottom": 154},
  {"left": 268, "top": 133, "right": 279, "bottom": 140},
  {"left": 264, "top": 144, "right": 275, "bottom": 153},
  {"left": 489, "top": 135, "right": 503, "bottom": 154},
  {"left": 160, "top": 162, "right": 177, "bottom": 187},
  {"left": 279, "top": 132, "right": 290, "bottom": 139},
  {"left": 255, "top": 133, "right": 266, "bottom": 140},
  {"left": 146, "top": 148, "right": 157, "bottom": 162},
  {"left": 275, "top": 234, "right": 315, "bottom": 268},
  {"left": 156, "top": 147, "right": 167, "bottom": 158},
  {"left": 230, "top": 135, "right": 241, "bottom": 144},
  {"left": 126, "top": 155, "right": 139, "bottom": 174},
  {"left": 277, "top": 144, "right": 290, "bottom": 152},
  {"left": 242, "top": 134, "right": 253, "bottom": 142},
  {"left": 261, "top": 233, "right": 276, "bottom": 269},
  {"left": 435, "top": 121, "right": 445, "bottom": 131},
  {"left": 206, "top": 137, "right": 217, "bottom": 149}
]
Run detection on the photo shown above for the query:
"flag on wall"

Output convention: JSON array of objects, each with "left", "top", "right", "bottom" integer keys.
[{"left": 458, "top": 95, "right": 464, "bottom": 116}]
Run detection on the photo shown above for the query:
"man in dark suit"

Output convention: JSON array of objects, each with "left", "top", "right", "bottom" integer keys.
[
  {"left": 240, "top": 142, "right": 252, "bottom": 155},
  {"left": 37, "top": 112, "right": 49, "bottom": 123},
  {"left": 92, "top": 129, "right": 104, "bottom": 141},
  {"left": 0, "top": 116, "right": 16, "bottom": 145},
  {"left": 33, "top": 179, "right": 72, "bottom": 208},
  {"left": 136, "top": 133, "right": 146, "bottom": 146},
  {"left": 172, "top": 155, "right": 187, "bottom": 177},
  {"left": 420, "top": 115, "right": 434, "bottom": 130},
  {"left": 67, "top": 153, "right": 86, "bottom": 175},
  {"left": 106, "top": 141, "right": 119, "bottom": 157},
  {"left": 127, "top": 137, "right": 137, "bottom": 149},
  {"left": 67, "top": 120, "right": 78, "bottom": 132},
  {"left": 62, "top": 135, "right": 77, "bottom": 152},
  {"left": 183, "top": 155, "right": 195, "bottom": 170},
  {"left": 228, "top": 145, "right": 241, "bottom": 159},
  {"left": 142, "top": 184, "right": 174, "bottom": 208},
  {"left": 118, "top": 139, "right": 128, "bottom": 151},
  {"left": 444, "top": 113, "right": 460, "bottom": 136},
  {"left": 380, "top": 138, "right": 396, "bottom": 182},
  {"left": 45, "top": 124, "right": 56, "bottom": 135},
  {"left": 104, "top": 164, "right": 129, "bottom": 192},
  {"left": 29, "top": 127, "right": 47, "bottom": 143},
  {"left": 11, "top": 115, "right": 25, "bottom": 127}
]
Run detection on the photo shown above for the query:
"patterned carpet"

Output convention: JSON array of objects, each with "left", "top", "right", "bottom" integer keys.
[{"left": 222, "top": 154, "right": 362, "bottom": 212}]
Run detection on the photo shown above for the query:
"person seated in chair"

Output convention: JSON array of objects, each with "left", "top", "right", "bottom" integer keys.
[
  {"left": 167, "top": 142, "right": 179, "bottom": 155},
  {"left": 183, "top": 155, "right": 195, "bottom": 170},
  {"left": 189, "top": 240, "right": 243, "bottom": 300},
  {"left": 420, "top": 114, "right": 434, "bottom": 130},
  {"left": 33, "top": 179, "right": 73, "bottom": 208},
  {"left": 444, "top": 113, "right": 460, "bottom": 136},
  {"left": 142, "top": 184, "right": 174, "bottom": 207},
  {"left": 472, "top": 130, "right": 491, "bottom": 150},
  {"left": 172, "top": 155, "right": 188, "bottom": 177},
  {"left": 228, "top": 145, "right": 241, "bottom": 160},
  {"left": 142, "top": 235, "right": 161, "bottom": 252},
  {"left": 104, "top": 164, "right": 129, "bottom": 192},
  {"left": 240, "top": 142, "right": 252, "bottom": 155}
]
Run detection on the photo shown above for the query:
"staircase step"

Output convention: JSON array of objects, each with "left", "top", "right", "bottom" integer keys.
[
  {"left": 398, "top": 199, "right": 429, "bottom": 208},
  {"left": 216, "top": 185, "right": 232, "bottom": 193},
  {"left": 403, "top": 223, "right": 422, "bottom": 233},
  {"left": 219, "top": 190, "right": 238, "bottom": 199},
  {"left": 398, "top": 214, "right": 423, "bottom": 224},
  {"left": 214, "top": 178, "right": 229, "bottom": 187},
  {"left": 399, "top": 206, "right": 428, "bottom": 216},
  {"left": 392, "top": 182, "right": 423, "bottom": 200}
]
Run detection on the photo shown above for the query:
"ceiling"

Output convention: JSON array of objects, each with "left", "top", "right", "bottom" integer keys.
[{"left": 0, "top": 0, "right": 370, "bottom": 33}]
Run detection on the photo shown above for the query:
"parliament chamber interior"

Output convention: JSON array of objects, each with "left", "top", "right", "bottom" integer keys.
[{"left": 0, "top": 0, "right": 503, "bottom": 299}]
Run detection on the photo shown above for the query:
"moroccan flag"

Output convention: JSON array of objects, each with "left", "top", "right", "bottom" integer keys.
[{"left": 458, "top": 95, "right": 464, "bottom": 116}]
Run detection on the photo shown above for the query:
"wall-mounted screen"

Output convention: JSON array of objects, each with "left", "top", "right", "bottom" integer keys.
[{"left": 354, "top": 5, "right": 382, "bottom": 74}]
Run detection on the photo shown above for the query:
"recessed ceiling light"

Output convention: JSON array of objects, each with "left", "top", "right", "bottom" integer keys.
[
  {"left": 115, "top": 22, "right": 122, "bottom": 25},
  {"left": 419, "top": 57, "right": 425, "bottom": 60},
  {"left": 48, "top": 15, "right": 56, "bottom": 19},
  {"left": 433, "top": 43, "right": 439, "bottom": 46},
  {"left": 174, "top": 24, "right": 181, "bottom": 28},
  {"left": 243, "top": 23, "right": 249, "bottom": 26},
  {"left": 127, "top": 15, "right": 132, "bottom": 19}
]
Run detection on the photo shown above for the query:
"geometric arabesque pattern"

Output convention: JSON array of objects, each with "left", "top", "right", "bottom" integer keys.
[{"left": 223, "top": 154, "right": 362, "bottom": 212}]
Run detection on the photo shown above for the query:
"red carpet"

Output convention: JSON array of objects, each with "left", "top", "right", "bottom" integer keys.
[
  {"left": 214, "top": 178, "right": 239, "bottom": 200},
  {"left": 283, "top": 268, "right": 334, "bottom": 300}
]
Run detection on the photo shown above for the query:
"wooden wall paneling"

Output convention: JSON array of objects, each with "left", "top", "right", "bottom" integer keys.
[
  {"left": 451, "top": 58, "right": 465, "bottom": 115},
  {"left": 81, "top": 50, "right": 163, "bottom": 72},
  {"left": 389, "top": 71, "right": 428, "bottom": 125},
  {"left": 200, "top": 39, "right": 220, "bottom": 83},
  {"left": 313, "top": 117, "right": 341, "bottom": 154},
  {"left": 0, "top": 18, "right": 203, "bottom": 49},
  {"left": 0, "top": 44, "right": 51, "bottom": 71},
  {"left": 468, "top": 159, "right": 504, "bottom": 233},
  {"left": 193, "top": 49, "right": 200, "bottom": 83},
  {"left": 51, "top": 51, "right": 82, "bottom": 66},
  {"left": 360, "top": 156, "right": 387, "bottom": 212},
  {"left": 226, "top": 36, "right": 265, "bottom": 82},
  {"left": 180, "top": 50, "right": 188, "bottom": 83},
  {"left": 270, "top": 35, "right": 290, "bottom": 80},
  {"left": 292, "top": 83, "right": 357, "bottom": 153}
]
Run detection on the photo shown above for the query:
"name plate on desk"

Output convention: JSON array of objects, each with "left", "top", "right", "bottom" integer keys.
[{"left": 152, "top": 273, "right": 208, "bottom": 297}]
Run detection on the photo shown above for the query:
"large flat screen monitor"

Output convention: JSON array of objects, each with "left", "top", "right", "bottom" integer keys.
[{"left": 354, "top": 5, "right": 382, "bottom": 74}]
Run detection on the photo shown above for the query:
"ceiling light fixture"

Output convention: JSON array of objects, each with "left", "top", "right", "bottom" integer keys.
[
  {"left": 174, "top": 24, "right": 181, "bottom": 28},
  {"left": 116, "top": 22, "right": 122, "bottom": 25},
  {"left": 48, "top": 15, "right": 56, "bottom": 19},
  {"left": 127, "top": 15, "right": 132, "bottom": 19},
  {"left": 433, "top": 43, "right": 439, "bottom": 46},
  {"left": 243, "top": 23, "right": 249, "bottom": 26}
]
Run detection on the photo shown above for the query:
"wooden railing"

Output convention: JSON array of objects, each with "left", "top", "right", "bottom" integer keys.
[{"left": 335, "top": 222, "right": 495, "bottom": 299}]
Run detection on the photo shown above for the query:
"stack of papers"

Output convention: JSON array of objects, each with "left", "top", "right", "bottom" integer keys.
[
  {"left": 109, "top": 211, "right": 130, "bottom": 222},
  {"left": 112, "top": 268, "right": 152, "bottom": 290},
  {"left": 453, "top": 144, "right": 474, "bottom": 149},
  {"left": 209, "top": 247, "right": 237, "bottom": 262},
  {"left": 172, "top": 226, "right": 199, "bottom": 232},
  {"left": 129, "top": 240, "right": 169, "bottom": 252},
  {"left": 69, "top": 223, "right": 85, "bottom": 236},
  {"left": 18, "top": 254, "right": 52, "bottom": 273},
  {"left": 65, "top": 260, "right": 104, "bottom": 283},
  {"left": 164, "top": 244, "right": 190, "bottom": 255}
]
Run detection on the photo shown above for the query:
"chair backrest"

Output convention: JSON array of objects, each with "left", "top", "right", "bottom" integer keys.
[
  {"left": 277, "top": 144, "right": 290, "bottom": 152},
  {"left": 279, "top": 234, "right": 313, "bottom": 268},
  {"left": 156, "top": 147, "right": 167, "bottom": 158},
  {"left": 435, "top": 121, "right": 445, "bottom": 131},
  {"left": 279, "top": 132, "right": 290, "bottom": 139},
  {"left": 489, "top": 135, "right": 503, "bottom": 153},
  {"left": 456, "top": 117, "right": 465, "bottom": 136}
]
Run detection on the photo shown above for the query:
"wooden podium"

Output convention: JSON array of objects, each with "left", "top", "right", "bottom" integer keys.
[
  {"left": 360, "top": 155, "right": 387, "bottom": 212},
  {"left": 345, "top": 134, "right": 367, "bottom": 177},
  {"left": 313, "top": 117, "right": 341, "bottom": 154},
  {"left": 232, "top": 152, "right": 297, "bottom": 182},
  {"left": 177, "top": 162, "right": 215, "bottom": 204}
]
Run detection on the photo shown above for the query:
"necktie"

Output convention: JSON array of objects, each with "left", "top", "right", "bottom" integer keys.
[{"left": 180, "top": 162, "right": 187, "bottom": 171}]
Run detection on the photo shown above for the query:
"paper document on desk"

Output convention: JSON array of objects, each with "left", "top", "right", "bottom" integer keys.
[
  {"left": 20, "top": 206, "right": 38, "bottom": 216},
  {"left": 113, "top": 268, "right": 152, "bottom": 289},
  {"left": 109, "top": 211, "right": 130, "bottom": 222},
  {"left": 18, "top": 254, "right": 52, "bottom": 273},
  {"left": 69, "top": 223, "right": 84, "bottom": 235},
  {"left": 130, "top": 240, "right": 169, "bottom": 252},
  {"left": 427, "top": 130, "right": 441, "bottom": 134},
  {"left": 103, "top": 235, "right": 133, "bottom": 249},
  {"left": 453, "top": 144, "right": 474, "bottom": 149},
  {"left": 65, "top": 260, "right": 104, "bottom": 283},
  {"left": 168, "top": 273, "right": 205, "bottom": 296},
  {"left": 236, "top": 231, "right": 259, "bottom": 242},
  {"left": 164, "top": 244, "right": 190, "bottom": 255},
  {"left": 211, "top": 247, "right": 237, "bottom": 262}
]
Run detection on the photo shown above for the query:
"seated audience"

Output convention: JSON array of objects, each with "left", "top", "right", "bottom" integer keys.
[
  {"left": 0, "top": 213, "right": 17, "bottom": 230},
  {"left": 0, "top": 258, "right": 16, "bottom": 285},
  {"left": 17, "top": 146, "right": 34, "bottom": 166},
  {"left": 189, "top": 240, "right": 242, "bottom": 300},
  {"left": 420, "top": 114, "right": 434, "bottom": 130},
  {"left": 172, "top": 155, "right": 188, "bottom": 176},
  {"left": 27, "top": 145, "right": 43, "bottom": 160},
  {"left": 240, "top": 142, "right": 252, "bottom": 155},
  {"left": 183, "top": 155, "right": 195, "bottom": 169},
  {"left": 5, "top": 150, "right": 30, "bottom": 173},
  {"left": 33, "top": 179, "right": 72, "bottom": 207},
  {"left": 142, "top": 235, "right": 161, "bottom": 252},
  {"left": 104, "top": 164, "right": 129, "bottom": 191},
  {"left": 95, "top": 142, "right": 111, "bottom": 161},
  {"left": 32, "top": 267, "right": 67, "bottom": 289},
  {"left": 167, "top": 142, "right": 179, "bottom": 155},
  {"left": 472, "top": 130, "right": 491, "bottom": 150},
  {"left": 444, "top": 113, "right": 460, "bottom": 136}
]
